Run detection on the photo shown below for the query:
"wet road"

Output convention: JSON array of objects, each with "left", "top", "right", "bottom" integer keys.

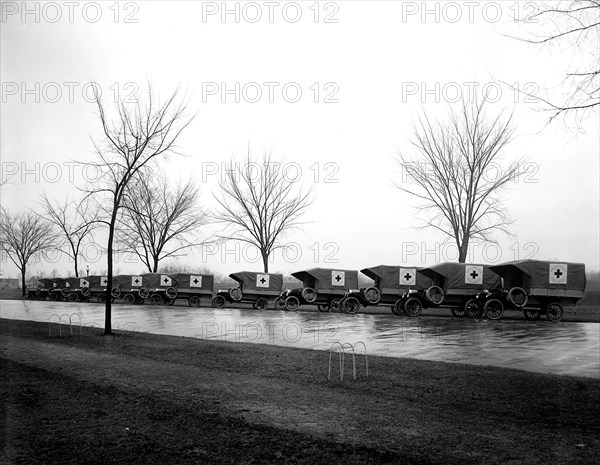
[{"left": 2, "top": 300, "right": 598, "bottom": 378}]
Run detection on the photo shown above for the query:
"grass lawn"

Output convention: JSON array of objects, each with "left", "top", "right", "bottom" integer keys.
[{"left": 1, "top": 318, "right": 599, "bottom": 464}]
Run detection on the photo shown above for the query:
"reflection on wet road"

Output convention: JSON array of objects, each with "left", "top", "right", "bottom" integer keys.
[{"left": 2, "top": 300, "right": 598, "bottom": 378}]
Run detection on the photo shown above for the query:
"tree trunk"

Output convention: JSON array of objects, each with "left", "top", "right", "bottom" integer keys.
[
  {"left": 262, "top": 249, "right": 269, "bottom": 273},
  {"left": 104, "top": 216, "right": 116, "bottom": 335},
  {"left": 74, "top": 255, "right": 79, "bottom": 278},
  {"left": 21, "top": 267, "right": 26, "bottom": 297},
  {"left": 458, "top": 239, "right": 469, "bottom": 263}
]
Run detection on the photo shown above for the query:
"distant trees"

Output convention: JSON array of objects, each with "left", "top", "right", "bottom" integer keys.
[
  {"left": 512, "top": 0, "right": 599, "bottom": 125},
  {"left": 213, "top": 150, "right": 313, "bottom": 272},
  {"left": 84, "top": 84, "right": 194, "bottom": 335},
  {"left": 0, "top": 210, "right": 57, "bottom": 295},
  {"left": 118, "top": 173, "right": 206, "bottom": 273},
  {"left": 396, "top": 98, "right": 519, "bottom": 263},
  {"left": 40, "top": 194, "right": 97, "bottom": 277}
]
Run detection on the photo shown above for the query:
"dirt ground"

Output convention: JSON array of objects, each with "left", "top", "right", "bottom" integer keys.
[{"left": 1, "top": 318, "right": 599, "bottom": 464}]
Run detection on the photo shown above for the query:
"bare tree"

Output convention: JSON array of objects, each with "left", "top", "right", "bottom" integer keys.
[
  {"left": 84, "top": 84, "right": 194, "bottom": 335},
  {"left": 40, "top": 194, "right": 97, "bottom": 277},
  {"left": 118, "top": 173, "right": 206, "bottom": 272},
  {"left": 0, "top": 210, "right": 58, "bottom": 296},
  {"left": 213, "top": 150, "right": 313, "bottom": 272},
  {"left": 510, "top": 1, "right": 599, "bottom": 125},
  {"left": 396, "top": 98, "right": 519, "bottom": 263}
]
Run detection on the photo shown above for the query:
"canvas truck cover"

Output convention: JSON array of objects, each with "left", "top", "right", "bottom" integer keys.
[
  {"left": 291, "top": 268, "right": 359, "bottom": 291},
  {"left": 141, "top": 273, "right": 180, "bottom": 289},
  {"left": 361, "top": 265, "right": 431, "bottom": 293},
  {"left": 172, "top": 273, "right": 214, "bottom": 292},
  {"left": 229, "top": 272, "right": 283, "bottom": 293},
  {"left": 112, "top": 275, "right": 147, "bottom": 289},
  {"left": 87, "top": 275, "right": 109, "bottom": 288},
  {"left": 489, "top": 260, "right": 586, "bottom": 298},
  {"left": 63, "top": 277, "right": 91, "bottom": 289},
  {"left": 47, "top": 278, "right": 68, "bottom": 288},
  {"left": 418, "top": 263, "right": 500, "bottom": 294}
]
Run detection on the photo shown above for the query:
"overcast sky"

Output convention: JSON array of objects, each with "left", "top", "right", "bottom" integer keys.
[{"left": 1, "top": 1, "right": 598, "bottom": 279}]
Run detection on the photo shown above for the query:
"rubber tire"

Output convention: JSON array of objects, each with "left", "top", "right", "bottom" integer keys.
[
  {"left": 318, "top": 304, "right": 330, "bottom": 312},
  {"left": 274, "top": 297, "right": 286, "bottom": 310},
  {"left": 393, "top": 299, "right": 405, "bottom": 316},
  {"left": 81, "top": 288, "right": 91, "bottom": 298},
  {"left": 165, "top": 287, "right": 178, "bottom": 299},
  {"left": 255, "top": 297, "right": 268, "bottom": 310},
  {"left": 330, "top": 298, "right": 341, "bottom": 313},
  {"left": 425, "top": 286, "right": 445, "bottom": 305},
  {"left": 404, "top": 297, "right": 423, "bottom": 317},
  {"left": 301, "top": 287, "right": 317, "bottom": 303},
  {"left": 188, "top": 296, "right": 201, "bottom": 307},
  {"left": 97, "top": 294, "right": 107, "bottom": 303},
  {"left": 364, "top": 287, "right": 381, "bottom": 305},
  {"left": 451, "top": 307, "right": 466, "bottom": 318},
  {"left": 213, "top": 295, "right": 226, "bottom": 308},
  {"left": 150, "top": 293, "right": 164, "bottom": 305},
  {"left": 484, "top": 299, "right": 504, "bottom": 320},
  {"left": 343, "top": 296, "right": 361, "bottom": 314},
  {"left": 507, "top": 287, "right": 528, "bottom": 308},
  {"left": 124, "top": 293, "right": 136, "bottom": 305},
  {"left": 285, "top": 295, "right": 300, "bottom": 312},
  {"left": 229, "top": 288, "right": 242, "bottom": 302},
  {"left": 68, "top": 293, "right": 79, "bottom": 302},
  {"left": 465, "top": 299, "right": 483, "bottom": 319},
  {"left": 139, "top": 288, "right": 150, "bottom": 299},
  {"left": 546, "top": 302, "right": 564, "bottom": 322},
  {"left": 111, "top": 288, "right": 121, "bottom": 298},
  {"left": 523, "top": 309, "right": 541, "bottom": 320}
]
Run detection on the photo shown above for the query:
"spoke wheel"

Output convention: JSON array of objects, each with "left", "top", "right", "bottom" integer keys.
[
  {"left": 484, "top": 299, "right": 504, "bottom": 320},
  {"left": 546, "top": 302, "right": 564, "bottom": 322},
  {"left": 188, "top": 296, "right": 201, "bottom": 307},
  {"left": 523, "top": 309, "right": 541, "bottom": 320},
  {"left": 343, "top": 296, "right": 361, "bottom": 314},
  {"left": 255, "top": 297, "right": 268, "bottom": 310},
  {"left": 330, "top": 298, "right": 341, "bottom": 313},
  {"left": 285, "top": 296, "right": 300, "bottom": 312},
  {"left": 451, "top": 307, "right": 466, "bottom": 318},
  {"left": 274, "top": 297, "right": 286, "bottom": 310},
  {"left": 404, "top": 297, "right": 423, "bottom": 317},
  {"left": 150, "top": 293, "right": 164, "bottom": 306},
  {"left": 464, "top": 299, "right": 483, "bottom": 319},
  {"left": 213, "top": 295, "right": 226, "bottom": 308},
  {"left": 318, "top": 304, "right": 330, "bottom": 312},
  {"left": 392, "top": 299, "right": 405, "bottom": 316}
]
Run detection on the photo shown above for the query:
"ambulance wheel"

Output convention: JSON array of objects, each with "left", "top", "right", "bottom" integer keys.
[
  {"left": 451, "top": 307, "right": 466, "bottom": 318},
  {"left": 484, "top": 299, "right": 504, "bottom": 320},
  {"left": 393, "top": 299, "right": 405, "bottom": 316},
  {"left": 255, "top": 298, "right": 268, "bottom": 310},
  {"left": 465, "top": 299, "right": 483, "bottom": 319},
  {"left": 330, "top": 298, "right": 341, "bottom": 313},
  {"left": 524, "top": 309, "right": 541, "bottom": 320},
  {"left": 188, "top": 296, "right": 201, "bottom": 307},
  {"left": 343, "top": 296, "right": 361, "bottom": 314},
  {"left": 285, "top": 296, "right": 300, "bottom": 312},
  {"left": 404, "top": 297, "right": 423, "bottom": 317},
  {"left": 213, "top": 295, "right": 226, "bottom": 308},
  {"left": 546, "top": 302, "right": 564, "bottom": 322},
  {"left": 150, "top": 293, "right": 164, "bottom": 306}
]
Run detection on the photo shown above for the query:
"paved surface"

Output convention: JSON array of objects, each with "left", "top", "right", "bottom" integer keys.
[{"left": 1, "top": 299, "right": 598, "bottom": 378}]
